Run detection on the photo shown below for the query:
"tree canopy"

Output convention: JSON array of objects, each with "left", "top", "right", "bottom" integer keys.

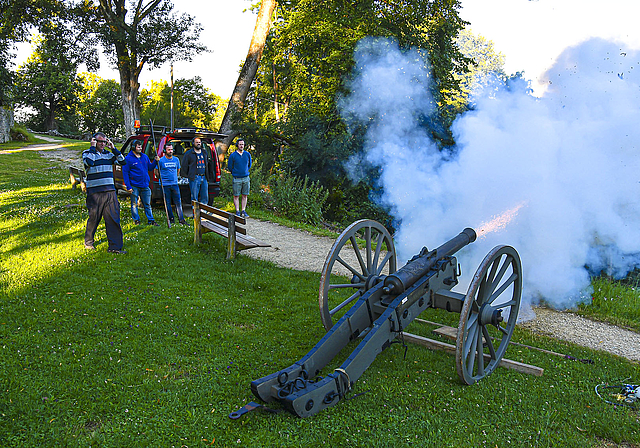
[
  {"left": 75, "top": 0, "right": 207, "bottom": 136},
  {"left": 234, "top": 0, "right": 470, "bottom": 222},
  {"left": 14, "top": 29, "right": 81, "bottom": 132},
  {"left": 77, "top": 72, "right": 124, "bottom": 138},
  {"left": 0, "top": 0, "right": 67, "bottom": 106},
  {"left": 139, "top": 77, "right": 225, "bottom": 130}
]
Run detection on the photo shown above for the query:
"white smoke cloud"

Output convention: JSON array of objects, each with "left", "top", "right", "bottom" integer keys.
[{"left": 340, "top": 37, "right": 640, "bottom": 313}]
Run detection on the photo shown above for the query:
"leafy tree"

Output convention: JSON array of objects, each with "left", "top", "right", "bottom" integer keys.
[
  {"left": 0, "top": 0, "right": 66, "bottom": 106},
  {"left": 77, "top": 72, "right": 125, "bottom": 138},
  {"left": 445, "top": 28, "right": 506, "bottom": 117},
  {"left": 14, "top": 31, "right": 81, "bottom": 131},
  {"left": 75, "top": 0, "right": 207, "bottom": 136},
  {"left": 139, "top": 77, "right": 225, "bottom": 130},
  {"left": 218, "top": 0, "right": 276, "bottom": 156},
  {"left": 232, "top": 0, "right": 469, "bottom": 223}
]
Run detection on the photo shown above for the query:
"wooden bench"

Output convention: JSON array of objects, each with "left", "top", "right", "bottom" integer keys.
[
  {"left": 192, "top": 201, "right": 270, "bottom": 259},
  {"left": 69, "top": 166, "right": 86, "bottom": 193}
]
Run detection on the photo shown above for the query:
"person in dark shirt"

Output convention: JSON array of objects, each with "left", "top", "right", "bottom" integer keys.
[
  {"left": 180, "top": 137, "right": 215, "bottom": 206},
  {"left": 82, "top": 132, "right": 127, "bottom": 254}
]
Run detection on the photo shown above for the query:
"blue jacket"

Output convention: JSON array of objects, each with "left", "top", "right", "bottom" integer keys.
[
  {"left": 123, "top": 151, "right": 157, "bottom": 189},
  {"left": 228, "top": 150, "right": 252, "bottom": 178}
]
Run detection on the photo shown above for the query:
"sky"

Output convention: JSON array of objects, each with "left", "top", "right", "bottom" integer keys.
[{"left": 12, "top": 0, "right": 640, "bottom": 98}]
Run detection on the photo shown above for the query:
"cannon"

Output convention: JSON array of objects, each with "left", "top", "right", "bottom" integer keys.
[{"left": 230, "top": 220, "right": 522, "bottom": 418}]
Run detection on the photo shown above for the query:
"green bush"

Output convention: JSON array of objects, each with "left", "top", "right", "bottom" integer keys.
[
  {"left": 267, "top": 172, "right": 328, "bottom": 225},
  {"left": 9, "top": 125, "right": 31, "bottom": 142}
]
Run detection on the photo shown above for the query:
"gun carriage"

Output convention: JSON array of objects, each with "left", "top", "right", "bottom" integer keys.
[{"left": 231, "top": 220, "right": 522, "bottom": 418}]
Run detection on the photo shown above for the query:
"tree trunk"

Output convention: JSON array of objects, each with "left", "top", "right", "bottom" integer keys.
[
  {"left": 218, "top": 0, "right": 276, "bottom": 157},
  {"left": 119, "top": 66, "right": 141, "bottom": 137},
  {"left": 46, "top": 99, "right": 56, "bottom": 131}
]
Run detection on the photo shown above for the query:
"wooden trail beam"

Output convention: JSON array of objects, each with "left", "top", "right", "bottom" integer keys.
[
  {"left": 403, "top": 330, "right": 545, "bottom": 377},
  {"left": 415, "top": 318, "right": 575, "bottom": 359}
]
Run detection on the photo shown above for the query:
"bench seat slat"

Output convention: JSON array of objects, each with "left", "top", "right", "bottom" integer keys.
[{"left": 200, "top": 211, "right": 247, "bottom": 235}]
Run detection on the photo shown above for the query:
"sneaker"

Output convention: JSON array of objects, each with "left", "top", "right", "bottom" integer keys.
[
  {"left": 179, "top": 220, "right": 187, "bottom": 225},
  {"left": 84, "top": 244, "right": 95, "bottom": 250},
  {"left": 169, "top": 219, "right": 175, "bottom": 225},
  {"left": 108, "top": 249, "right": 127, "bottom": 254},
  {"left": 235, "top": 211, "right": 242, "bottom": 217},
  {"left": 149, "top": 221, "right": 160, "bottom": 226},
  {"left": 134, "top": 220, "right": 141, "bottom": 225},
  {"left": 242, "top": 210, "right": 249, "bottom": 218}
]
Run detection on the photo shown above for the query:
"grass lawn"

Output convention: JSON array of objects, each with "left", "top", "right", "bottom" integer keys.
[{"left": 1, "top": 143, "right": 639, "bottom": 447}]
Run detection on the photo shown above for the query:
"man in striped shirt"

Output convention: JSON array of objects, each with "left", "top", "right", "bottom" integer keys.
[{"left": 82, "top": 132, "right": 127, "bottom": 254}]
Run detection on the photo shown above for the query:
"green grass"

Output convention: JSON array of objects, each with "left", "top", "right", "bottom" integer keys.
[
  {"left": 0, "top": 135, "right": 48, "bottom": 150},
  {"left": 1, "top": 146, "right": 640, "bottom": 447},
  {"left": 577, "top": 276, "right": 640, "bottom": 332}
]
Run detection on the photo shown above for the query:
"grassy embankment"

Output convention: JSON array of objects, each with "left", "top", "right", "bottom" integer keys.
[{"left": 0, "top": 137, "right": 639, "bottom": 447}]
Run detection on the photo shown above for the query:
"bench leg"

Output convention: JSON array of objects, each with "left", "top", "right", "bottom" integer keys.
[
  {"left": 227, "top": 215, "right": 237, "bottom": 259},
  {"left": 193, "top": 200, "right": 202, "bottom": 244}
]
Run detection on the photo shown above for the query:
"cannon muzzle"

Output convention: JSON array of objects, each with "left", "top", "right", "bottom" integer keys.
[{"left": 382, "top": 228, "right": 476, "bottom": 295}]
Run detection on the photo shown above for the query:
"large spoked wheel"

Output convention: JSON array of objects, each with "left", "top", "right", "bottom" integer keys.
[
  {"left": 456, "top": 245, "right": 522, "bottom": 385},
  {"left": 319, "top": 220, "right": 397, "bottom": 331}
]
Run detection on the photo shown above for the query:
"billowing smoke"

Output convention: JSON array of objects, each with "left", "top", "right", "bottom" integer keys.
[{"left": 339, "top": 37, "right": 640, "bottom": 315}]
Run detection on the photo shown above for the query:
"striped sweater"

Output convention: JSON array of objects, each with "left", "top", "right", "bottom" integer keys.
[{"left": 82, "top": 146, "right": 126, "bottom": 194}]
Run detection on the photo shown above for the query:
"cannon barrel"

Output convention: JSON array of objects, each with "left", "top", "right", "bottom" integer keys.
[{"left": 382, "top": 228, "right": 477, "bottom": 295}]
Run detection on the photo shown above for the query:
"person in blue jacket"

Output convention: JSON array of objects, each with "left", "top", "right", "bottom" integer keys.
[
  {"left": 123, "top": 140, "right": 159, "bottom": 226},
  {"left": 227, "top": 138, "right": 252, "bottom": 218}
]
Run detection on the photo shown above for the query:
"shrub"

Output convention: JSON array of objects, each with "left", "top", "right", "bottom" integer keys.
[
  {"left": 10, "top": 125, "right": 31, "bottom": 142},
  {"left": 267, "top": 172, "right": 328, "bottom": 225}
]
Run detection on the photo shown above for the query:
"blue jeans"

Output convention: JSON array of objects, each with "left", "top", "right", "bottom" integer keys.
[
  {"left": 130, "top": 186, "right": 154, "bottom": 223},
  {"left": 189, "top": 175, "right": 208, "bottom": 204},
  {"left": 163, "top": 185, "right": 184, "bottom": 222}
]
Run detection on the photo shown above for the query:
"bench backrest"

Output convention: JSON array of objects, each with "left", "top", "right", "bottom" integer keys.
[{"left": 195, "top": 201, "right": 247, "bottom": 235}]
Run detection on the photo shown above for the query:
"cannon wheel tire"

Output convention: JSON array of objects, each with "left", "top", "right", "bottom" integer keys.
[
  {"left": 456, "top": 245, "right": 522, "bottom": 385},
  {"left": 319, "top": 219, "right": 397, "bottom": 331}
]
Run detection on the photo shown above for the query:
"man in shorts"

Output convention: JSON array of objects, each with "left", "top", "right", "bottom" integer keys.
[{"left": 227, "top": 138, "right": 252, "bottom": 218}]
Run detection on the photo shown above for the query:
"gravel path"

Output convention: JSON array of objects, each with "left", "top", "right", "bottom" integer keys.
[{"left": 244, "top": 218, "right": 640, "bottom": 362}]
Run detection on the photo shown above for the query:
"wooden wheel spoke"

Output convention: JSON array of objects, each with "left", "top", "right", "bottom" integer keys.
[
  {"left": 375, "top": 251, "right": 393, "bottom": 276},
  {"left": 497, "top": 324, "right": 509, "bottom": 336},
  {"left": 372, "top": 232, "right": 384, "bottom": 272},
  {"left": 335, "top": 255, "right": 365, "bottom": 280},
  {"left": 481, "top": 257, "right": 501, "bottom": 302},
  {"left": 488, "top": 271, "right": 517, "bottom": 304},
  {"left": 365, "top": 227, "right": 372, "bottom": 272},
  {"left": 329, "top": 282, "right": 365, "bottom": 290},
  {"left": 485, "top": 256, "right": 512, "bottom": 301},
  {"left": 329, "top": 290, "right": 362, "bottom": 316},
  {"left": 349, "top": 235, "right": 368, "bottom": 276},
  {"left": 475, "top": 332, "right": 485, "bottom": 376},
  {"left": 482, "top": 326, "right": 497, "bottom": 360},
  {"left": 477, "top": 275, "right": 488, "bottom": 306},
  {"left": 463, "top": 319, "right": 479, "bottom": 361},
  {"left": 494, "top": 299, "right": 517, "bottom": 309}
]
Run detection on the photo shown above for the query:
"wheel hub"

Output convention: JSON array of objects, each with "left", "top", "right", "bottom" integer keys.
[
  {"left": 363, "top": 274, "right": 382, "bottom": 291},
  {"left": 479, "top": 303, "right": 503, "bottom": 327}
]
